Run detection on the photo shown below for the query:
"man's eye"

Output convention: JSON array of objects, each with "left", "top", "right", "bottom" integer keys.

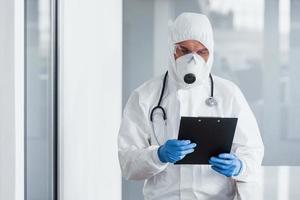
[{"left": 198, "top": 50, "right": 208, "bottom": 55}]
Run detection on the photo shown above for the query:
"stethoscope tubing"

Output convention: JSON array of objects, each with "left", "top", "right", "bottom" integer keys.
[{"left": 150, "top": 71, "right": 216, "bottom": 145}]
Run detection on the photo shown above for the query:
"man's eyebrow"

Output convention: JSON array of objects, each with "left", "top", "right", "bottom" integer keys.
[
  {"left": 178, "top": 45, "right": 208, "bottom": 51},
  {"left": 178, "top": 45, "right": 189, "bottom": 50},
  {"left": 199, "top": 48, "right": 209, "bottom": 51}
]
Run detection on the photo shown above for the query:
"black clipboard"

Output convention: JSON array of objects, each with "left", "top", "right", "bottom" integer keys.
[{"left": 175, "top": 116, "right": 238, "bottom": 165}]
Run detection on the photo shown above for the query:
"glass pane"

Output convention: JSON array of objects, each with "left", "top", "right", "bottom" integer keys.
[
  {"left": 262, "top": 166, "right": 300, "bottom": 199},
  {"left": 25, "top": 0, "right": 56, "bottom": 199},
  {"left": 200, "top": 0, "right": 300, "bottom": 165}
]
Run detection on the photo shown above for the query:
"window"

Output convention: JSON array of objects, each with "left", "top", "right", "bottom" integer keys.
[{"left": 25, "top": 0, "right": 58, "bottom": 199}]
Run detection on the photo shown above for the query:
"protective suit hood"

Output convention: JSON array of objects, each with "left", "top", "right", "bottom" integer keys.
[{"left": 168, "top": 12, "right": 214, "bottom": 89}]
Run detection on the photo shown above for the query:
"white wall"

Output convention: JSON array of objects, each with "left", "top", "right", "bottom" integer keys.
[
  {"left": 0, "top": 0, "right": 24, "bottom": 200},
  {"left": 59, "top": 0, "right": 122, "bottom": 200}
]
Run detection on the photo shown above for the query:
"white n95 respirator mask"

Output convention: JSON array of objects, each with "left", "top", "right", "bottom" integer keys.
[{"left": 175, "top": 53, "right": 210, "bottom": 88}]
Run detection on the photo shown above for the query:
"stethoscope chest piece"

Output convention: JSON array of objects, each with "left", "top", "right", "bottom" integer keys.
[{"left": 205, "top": 97, "right": 218, "bottom": 107}]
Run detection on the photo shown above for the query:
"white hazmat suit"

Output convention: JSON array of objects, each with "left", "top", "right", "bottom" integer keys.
[{"left": 118, "top": 13, "right": 264, "bottom": 200}]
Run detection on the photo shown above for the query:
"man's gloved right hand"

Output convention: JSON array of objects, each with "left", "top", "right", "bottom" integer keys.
[{"left": 158, "top": 139, "right": 197, "bottom": 163}]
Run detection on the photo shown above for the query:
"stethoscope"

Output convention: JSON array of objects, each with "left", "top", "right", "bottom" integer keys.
[{"left": 149, "top": 71, "right": 217, "bottom": 145}]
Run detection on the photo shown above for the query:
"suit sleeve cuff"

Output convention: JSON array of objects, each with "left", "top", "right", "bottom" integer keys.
[
  {"left": 150, "top": 145, "right": 169, "bottom": 168},
  {"left": 232, "top": 158, "right": 247, "bottom": 182}
]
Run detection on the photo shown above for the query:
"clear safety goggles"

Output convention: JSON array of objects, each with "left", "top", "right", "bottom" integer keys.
[{"left": 174, "top": 44, "right": 209, "bottom": 57}]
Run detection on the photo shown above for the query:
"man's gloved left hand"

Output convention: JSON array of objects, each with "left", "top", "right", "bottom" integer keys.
[{"left": 209, "top": 153, "right": 243, "bottom": 177}]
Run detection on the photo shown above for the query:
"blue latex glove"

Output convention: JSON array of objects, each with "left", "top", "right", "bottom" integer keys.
[
  {"left": 158, "top": 139, "right": 197, "bottom": 163},
  {"left": 209, "top": 153, "right": 243, "bottom": 177}
]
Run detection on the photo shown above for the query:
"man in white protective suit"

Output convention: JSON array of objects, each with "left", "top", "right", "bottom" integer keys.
[{"left": 118, "top": 12, "right": 264, "bottom": 200}]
